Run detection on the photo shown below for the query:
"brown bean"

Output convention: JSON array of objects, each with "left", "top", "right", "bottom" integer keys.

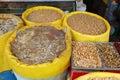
[
  {"left": 67, "top": 14, "right": 106, "bottom": 35},
  {"left": 27, "top": 9, "right": 62, "bottom": 23},
  {"left": 97, "top": 43, "right": 120, "bottom": 68}
]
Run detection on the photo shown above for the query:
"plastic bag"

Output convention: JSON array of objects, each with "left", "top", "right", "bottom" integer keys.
[
  {"left": 0, "top": 14, "right": 23, "bottom": 72},
  {"left": 63, "top": 11, "right": 110, "bottom": 42},
  {"left": 5, "top": 25, "right": 71, "bottom": 78},
  {"left": 13, "top": 70, "right": 67, "bottom": 80}
]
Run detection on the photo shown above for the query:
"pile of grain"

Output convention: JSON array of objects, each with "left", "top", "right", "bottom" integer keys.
[
  {"left": 27, "top": 9, "right": 62, "bottom": 23},
  {"left": 67, "top": 14, "right": 107, "bottom": 35}
]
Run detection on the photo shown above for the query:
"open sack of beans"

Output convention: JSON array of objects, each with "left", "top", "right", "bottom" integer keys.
[
  {"left": 63, "top": 11, "right": 110, "bottom": 42},
  {"left": 75, "top": 72, "right": 120, "bottom": 80},
  {"left": 22, "top": 6, "right": 64, "bottom": 26},
  {"left": 5, "top": 25, "right": 71, "bottom": 80},
  {"left": 0, "top": 14, "right": 23, "bottom": 72}
]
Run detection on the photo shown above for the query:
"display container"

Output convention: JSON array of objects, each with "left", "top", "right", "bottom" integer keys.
[
  {"left": 22, "top": 6, "right": 64, "bottom": 26},
  {"left": 0, "top": 14, "right": 24, "bottom": 72},
  {"left": 72, "top": 42, "right": 120, "bottom": 70},
  {"left": 71, "top": 42, "right": 120, "bottom": 80},
  {"left": 5, "top": 25, "right": 72, "bottom": 79},
  {"left": 63, "top": 11, "right": 110, "bottom": 42}
]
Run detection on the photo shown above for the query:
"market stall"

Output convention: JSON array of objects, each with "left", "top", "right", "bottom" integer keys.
[{"left": 0, "top": 0, "right": 120, "bottom": 80}]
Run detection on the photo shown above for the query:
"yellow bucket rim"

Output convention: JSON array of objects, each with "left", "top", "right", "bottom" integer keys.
[
  {"left": 75, "top": 72, "right": 120, "bottom": 80},
  {"left": 22, "top": 6, "right": 64, "bottom": 25}
]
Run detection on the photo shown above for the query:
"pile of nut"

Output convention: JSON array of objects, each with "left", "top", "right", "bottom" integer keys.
[
  {"left": 88, "top": 77, "right": 119, "bottom": 80},
  {"left": 73, "top": 42, "right": 120, "bottom": 69},
  {"left": 11, "top": 26, "right": 66, "bottom": 64},
  {"left": 97, "top": 43, "right": 120, "bottom": 68},
  {"left": 0, "top": 18, "right": 18, "bottom": 35},
  {"left": 72, "top": 42, "right": 102, "bottom": 68},
  {"left": 67, "top": 14, "right": 106, "bottom": 35},
  {"left": 27, "top": 9, "right": 62, "bottom": 23}
]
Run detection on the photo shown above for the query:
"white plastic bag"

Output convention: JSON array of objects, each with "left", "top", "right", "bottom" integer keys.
[{"left": 76, "top": 0, "right": 86, "bottom": 11}]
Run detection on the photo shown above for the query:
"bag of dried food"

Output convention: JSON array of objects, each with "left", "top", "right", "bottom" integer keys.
[
  {"left": 63, "top": 11, "right": 110, "bottom": 42},
  {"left": 75, "top": 72, "right": 120, "bottom": 80},
  {"left": 5, "top": 25, "right": 71, "bottom": 80},
  {"left": 22, "top": 6, "right": 64, "bottom": 27},
  {"left": 0, "top": 14, "right": 23, "bottom": 72}
]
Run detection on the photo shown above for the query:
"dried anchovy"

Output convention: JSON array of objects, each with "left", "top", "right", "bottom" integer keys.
[
  {"left": 11, "top": 26, "right": 66, "bottom": 65},
  {"left": 0, "top": 18, "right": 18, "bottom": 35}
]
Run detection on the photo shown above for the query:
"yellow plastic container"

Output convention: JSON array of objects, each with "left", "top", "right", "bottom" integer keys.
[
  {"left": 0, "top": 14, "right": 23, "bottom": 72},
  {"left": 75, "top": 72, "right": 120, "bottom": 80},
  {"left": 63, "top": 11, "right": 110, "bottom": 42},
  {"left": 22, "top": 6, "right": 64, "bottom": 27},
  {"left": 5, "top": 25, "right": 72, "bottom": 78},
  {"left": 67, "top": 77, "right": 70, "bottom": 80}
]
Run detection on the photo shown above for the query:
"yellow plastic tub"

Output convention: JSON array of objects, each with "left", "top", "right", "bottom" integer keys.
[
  {"left": 63, "top": 11, "right": 110, "bottom": 42},
  {"left": 67, "top": 77, "right": 70, "bottom": 80},
  {"left": 5, "top": 25, "right": 72, "bottom": 78},
  {"left": 75, "top": 72, "right": 120, "bottom": 80},
  {"left": 0, "top": 14, "right": 23, "bottom": 72},
  {"left": 22, "top": 6, "right": 64, "bottom": 27}
]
